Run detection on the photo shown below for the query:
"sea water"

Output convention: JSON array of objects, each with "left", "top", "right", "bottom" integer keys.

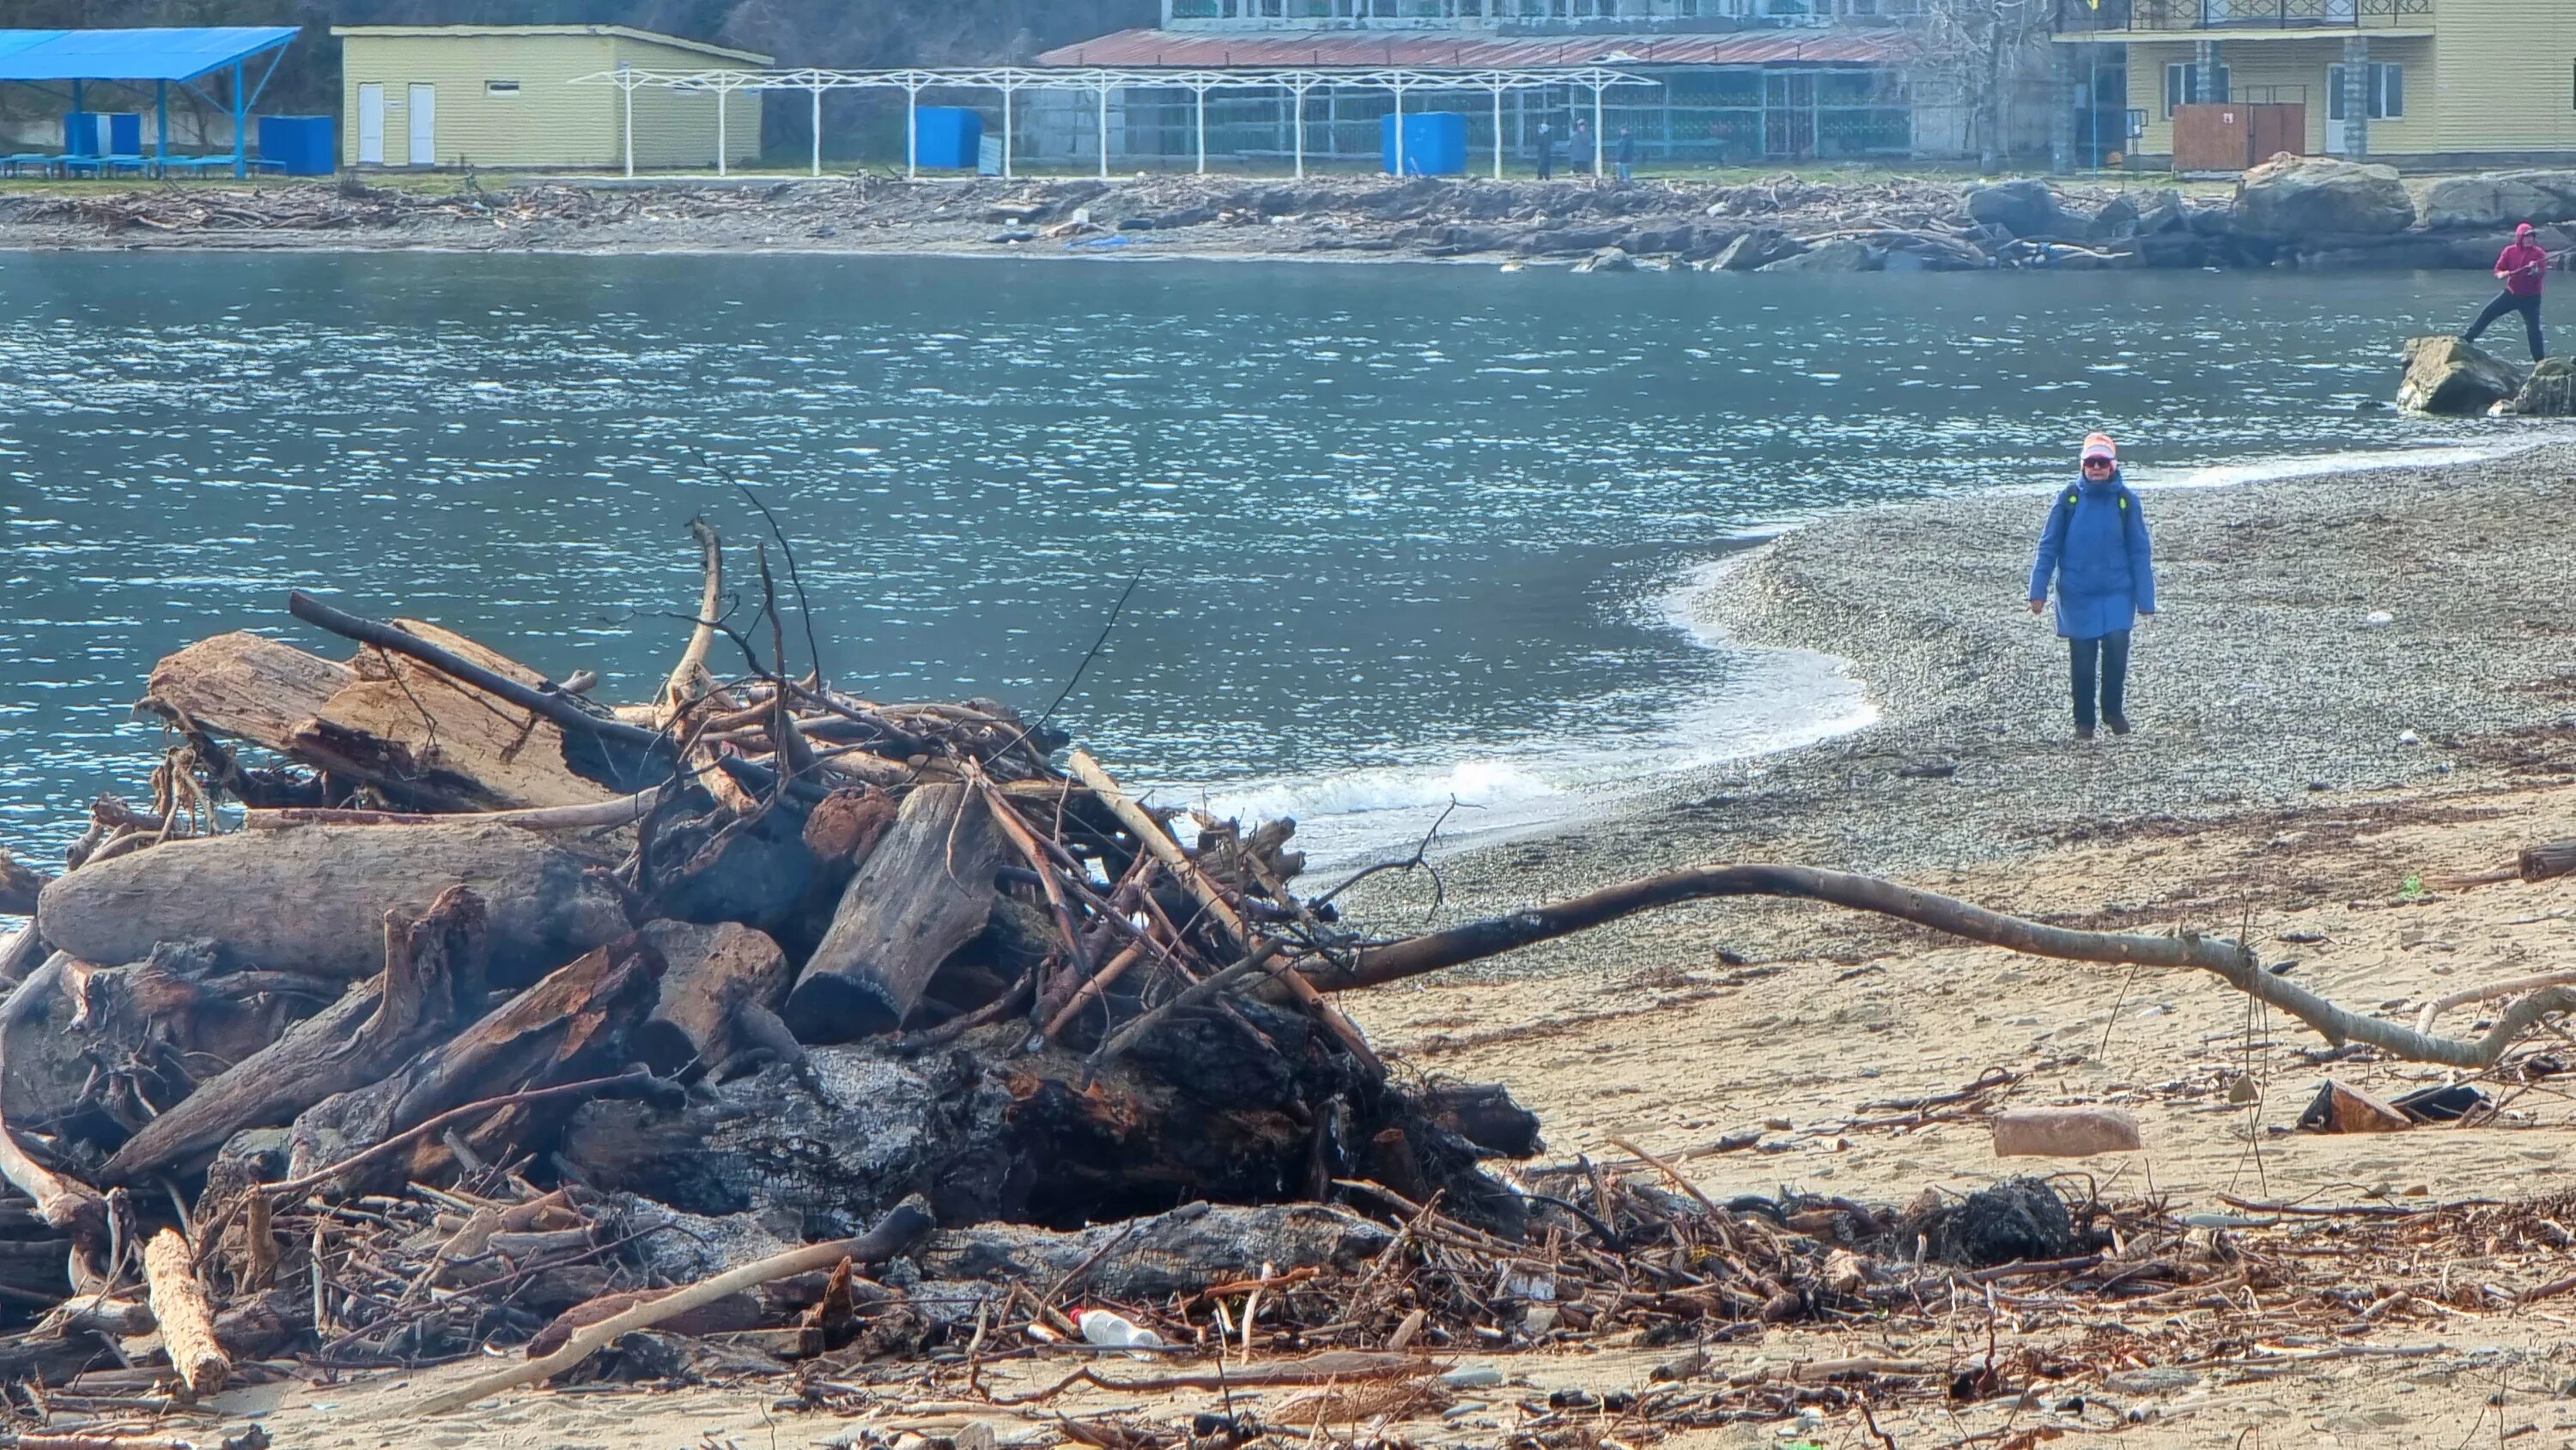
[{"left": 0, "top": 251, "right": 2549, "bottom": 867}]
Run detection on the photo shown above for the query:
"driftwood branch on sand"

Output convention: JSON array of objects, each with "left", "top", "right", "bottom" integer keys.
[{"left": 1309, "top": 862, "right": 2563, "bottom": 1069}]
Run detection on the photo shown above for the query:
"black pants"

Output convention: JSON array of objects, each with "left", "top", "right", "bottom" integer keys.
[
  {"left": 2069, "top": 631, "right": 2131, "bottom": 731},
  {"left": 2465, "top": 290, "right": 2545, "bottom": 360},
  {"left": 1536, "top": 152, "right": 1553, "bottom": 180}
]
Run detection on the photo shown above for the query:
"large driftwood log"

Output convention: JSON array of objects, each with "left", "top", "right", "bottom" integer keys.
[
  {"left": 285, "top": 934, "right": 662, "bottom": 1186},
  {"left": 782, "top": 784, "right": 1008, "bottom": 1042},
  {"left": 147, "top": 627, "right": 617, "bottom": 812},
  {"left": 37, "top": 822, "right": 625, "bottom": 986},
  {"left": 143, "top": 632, "right": 353, "bottom": 749},
  {"left": 632, "top": 921, "right": 792, "bottom": 1080},
  {"left": 288, "top": 591, "right": 677, "bottom": 792},
  {"left": 96, "top": 888, "right": 483, "bottom": 1184},
  {"left": 300, "top": 620, "right": 625, "bottom": 811},
  {"left": 143, "top": 1228, "right": 228, "bottom": 1401}
]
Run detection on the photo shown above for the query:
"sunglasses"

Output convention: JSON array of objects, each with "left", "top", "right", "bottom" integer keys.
[{"left": 2081, "top": 457, "right": 2115, "bottom": 469}]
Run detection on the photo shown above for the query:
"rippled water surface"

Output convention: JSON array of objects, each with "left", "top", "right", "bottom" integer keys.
[{"left": 0, "top": 252, "right": 2532, "bottom": 862}]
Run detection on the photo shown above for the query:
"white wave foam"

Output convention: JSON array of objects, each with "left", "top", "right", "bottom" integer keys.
[{"left": 1150, "top": 554, "right": 1879, "bottom": 871}]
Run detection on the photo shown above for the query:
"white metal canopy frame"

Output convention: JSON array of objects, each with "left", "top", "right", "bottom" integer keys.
[{"left": 569, "top": 64, "right": 1657, "bottom": 181}]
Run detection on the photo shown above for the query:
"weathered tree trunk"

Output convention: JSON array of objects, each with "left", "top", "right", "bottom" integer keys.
[
  {"left": 632, "top": 921, "right": 791, "bottom": 1081},
  {"left": 1423, "top": 1082, "right": 1546, "bottom": 1158},
  {"left": 143, "top": 1228, "right": 228, "bottom": 1401},
  {"left": 37, "top": 822, "right": 626, "bottom": 985},
  {"left": 147, "top": 627, "right": 622, "bottom": 813},
  {"left": 782, "top": 784, "right": 1008, "bottom": 1042},
  {"left": 2521, "top": 838, "right": 2576, "bottom": 882},
  {"left": 97, "top": 888, "right": 484, "bottom": 1184},
  {"left": 143, "top": 632, "right": 352, "bottom": 752},
  {"left": 562, "top": 1013, "right": 1527, "bottom": 1238},
  {"left": 284, "top": 934, "right": 663, "bottom": 1186}
]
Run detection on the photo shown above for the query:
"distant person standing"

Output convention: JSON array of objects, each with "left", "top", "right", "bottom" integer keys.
[
  {"left": 1614, "top": 126, "right": 1637, "bottom": 184},
  {"left": 2027, "top": 434, "right": 2156, "bottom": 741},
  {"left": 2462, "top": 221, "right": 2550, "bottom": 360},
  {"left": 1534, "top": 121, "right": 1556, "bottom": 180},
  {"left": 1571, "top": 118, "right": 1593, "bottom": 175}
]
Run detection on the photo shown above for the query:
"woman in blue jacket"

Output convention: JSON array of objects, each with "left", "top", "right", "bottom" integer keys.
[{"left": 2027, "top": 433, "right": 2156, "bottom": 739}]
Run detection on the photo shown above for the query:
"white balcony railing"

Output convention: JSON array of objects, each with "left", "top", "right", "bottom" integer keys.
[{"left": 1162, "top": 0, "right": 1868, "bottom": 30}]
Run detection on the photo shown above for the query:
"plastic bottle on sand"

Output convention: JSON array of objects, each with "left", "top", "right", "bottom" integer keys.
[{"left": 1078, "top": 1309, "right": 1164, "bottom": 1357}]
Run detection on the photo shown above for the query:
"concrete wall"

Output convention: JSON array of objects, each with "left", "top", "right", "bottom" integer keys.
[{"left": 340, "top": 32, "right": 759, "bottom": 169}]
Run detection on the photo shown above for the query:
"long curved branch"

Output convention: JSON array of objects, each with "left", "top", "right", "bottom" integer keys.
[{"left": 1303, "top": 864, "right": 2571, "bottom": 1070}]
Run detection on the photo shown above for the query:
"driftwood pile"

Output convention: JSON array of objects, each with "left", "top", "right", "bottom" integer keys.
[{"left": 0, "top": 522, "right": 1586, "bottom": 1398}]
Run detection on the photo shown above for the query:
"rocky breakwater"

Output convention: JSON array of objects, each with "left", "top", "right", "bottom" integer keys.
[
  {"left": 2232, "top": 155, "right": 2576, "bottom": 272},
  {"left": 976, "top": 159, "right": 2575, "bottom": 277}
]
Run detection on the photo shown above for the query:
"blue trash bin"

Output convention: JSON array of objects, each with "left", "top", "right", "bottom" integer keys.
[
  {"left": 257, "top": 116, "right": 336, "bottom": 175},
  {"left": 912, "top": 107, "right": 984, "bottom": 170},
  {"left": 1380, "top": 112, "right": 1467, "bottom": 177}
]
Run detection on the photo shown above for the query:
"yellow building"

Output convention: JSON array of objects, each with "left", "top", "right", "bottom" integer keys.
[
  {"left": 2056, "top": 0, "right": 2576, "bottom": 168},
  {"left": 331, "top": 25, "right": 771, "bottom": 171}
]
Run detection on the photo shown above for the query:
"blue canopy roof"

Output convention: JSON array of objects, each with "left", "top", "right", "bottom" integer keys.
[{"left": 0, "top": 27, "right": 298, "bottom": 83}]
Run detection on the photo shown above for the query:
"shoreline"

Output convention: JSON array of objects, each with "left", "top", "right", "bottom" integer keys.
[
  {"left": 1270, "top": 427, "right": 2573, "bottom": 877},
  {"left": 1346, "top": 437, "right": 2576, "bottom": 942},
  {"left": 0, "top": 169, "right": 2552, "bottom": 273}
]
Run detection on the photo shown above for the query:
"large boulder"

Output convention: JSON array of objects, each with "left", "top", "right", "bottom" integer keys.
[
  {"left": 1573, "top": 245, "right": 1637, "bottom": 274},
  {"left": 2234, "top": 155, "right": 2414, "bottom": 240},
  {"left": 2131, "top": 189, "right": 2189, "bottom": 234},
  {"left": 2500, "top": 356, "right": 2576, "bottom": 416},
  {"left": 2395, "top": 336, "right": 2526, "bottom": 414},
  {"left": 1965, "top": 179, "right": 2063, "bottom": 239},
  {"left": 2084, "top": 193, "right": 2139, "bottom": 241},
  {"left": 1759, "top": 238, "right": 1881, "bottom": 273},
  {"left": 2418, "top": 171, "right": 2576, "bottom": 230},
  {"left": 1705, "top": 225, "right": 1797, "bottom": 270}
]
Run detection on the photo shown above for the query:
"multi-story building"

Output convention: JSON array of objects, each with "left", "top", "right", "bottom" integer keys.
[
  {"left": 2055, "top": 0, "right": 2576, "bottom": 168},
  {"left": 1036, "top": 0, "right": 2017, "bottom": 167}
]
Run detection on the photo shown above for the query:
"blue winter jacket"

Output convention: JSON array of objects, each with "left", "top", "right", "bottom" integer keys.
[{"left": 2026, "top": 470, "right": 2156, "bottom": 641}]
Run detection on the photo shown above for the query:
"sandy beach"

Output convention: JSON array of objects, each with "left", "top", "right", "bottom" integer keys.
[{"left": 168, "top": 440, "right": 2576, "bottom": 1449}]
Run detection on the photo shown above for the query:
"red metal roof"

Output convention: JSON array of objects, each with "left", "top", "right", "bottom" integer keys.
[{"left": 1036, "top": 27, "right": 1913, "bottom": 68}]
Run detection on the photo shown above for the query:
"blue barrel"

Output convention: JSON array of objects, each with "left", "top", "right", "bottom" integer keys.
[
  {"left": 257, "top": 116, "right": 337, "bottom": 175},
  {"left": 1381, "top": 112, "right": 1467, "bottom": 176},
  {"left": 911, "top": 107, "right": 984, "bottom": 170}
]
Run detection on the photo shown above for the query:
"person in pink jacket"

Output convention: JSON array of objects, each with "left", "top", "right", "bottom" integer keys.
[{"left": 2463, "top": 222, "right": 2551, "bottom": 361}]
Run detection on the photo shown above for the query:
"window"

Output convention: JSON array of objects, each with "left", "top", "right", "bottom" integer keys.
[
  {"left": 2326, "top": 62, "right": 2403, "bottom": 120},
  {"left": 2164, "top": 59, "right": 2230, "bottom": 115},
  {"left": 486, "top": 80, "right": 520, "bottom": 96}
]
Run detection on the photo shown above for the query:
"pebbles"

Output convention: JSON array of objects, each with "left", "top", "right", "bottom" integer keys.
[{"left": 1370, "top": 443, "right": 2576, "bottom": 954}]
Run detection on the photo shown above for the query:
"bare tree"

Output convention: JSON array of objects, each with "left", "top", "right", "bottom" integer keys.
[{"left": 1914, "top": 0, "right": 2058, "bottom": 171}]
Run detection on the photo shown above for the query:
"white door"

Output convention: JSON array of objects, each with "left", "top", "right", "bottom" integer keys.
[
  {"left": 407, "top": 82, "right": 435, "bottom": 167},
  {"left": 356, "top": 82, "right": 384, "bottom": 165}
]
